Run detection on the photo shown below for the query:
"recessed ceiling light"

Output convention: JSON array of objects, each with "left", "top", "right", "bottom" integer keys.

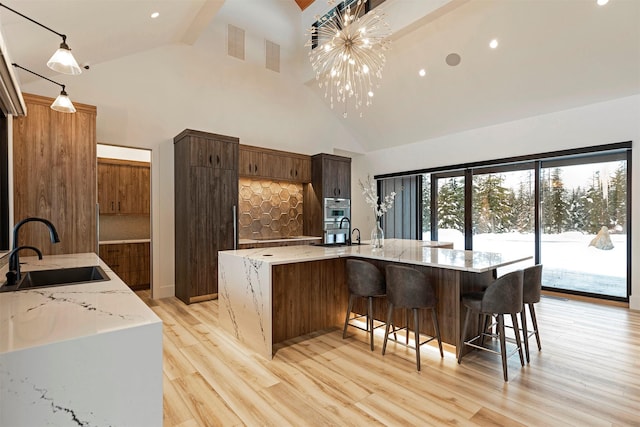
[
  {"left": 151, "top": 12, "right": 160, "bottom": 19},
  {"left": 596, "top": 0, "right": 609, "bottom": 5},
  {"left": 489, "top": 39, "right": 499, "bottom": 49},
  {"left": 418, "top": 68, "right": 426, "bottom": 77},
  {"left": 367, "top": 91, "right": 374, "bottom": 97}
]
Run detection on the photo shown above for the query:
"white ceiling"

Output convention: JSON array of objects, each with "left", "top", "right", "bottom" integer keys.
[{"left": 1, "top": 0, "right": 639, "bottom": 152}]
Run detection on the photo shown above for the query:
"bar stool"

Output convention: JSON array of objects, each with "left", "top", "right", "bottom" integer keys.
[
  {"left": 382, "top": 265, "right": 443, "bottom": 371},
  {"left": 521, "top": 264, "right": 543, "bottom": 363},
  {"left": 458, "top": 270, "right": 524, "bottom": 381},
  {"left": 343, "top": 259, "right": 386, "bottom": 351}
]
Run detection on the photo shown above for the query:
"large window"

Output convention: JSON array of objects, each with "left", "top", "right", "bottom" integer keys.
[
  {"left": 540, "top": 156, "right": 628, "bottom": 298},
  {"left": 379, "top": 142, "right": 631, "bottom": 301},
  {"left": 472, "top": 167, "right": 536, "bottom": 274}
]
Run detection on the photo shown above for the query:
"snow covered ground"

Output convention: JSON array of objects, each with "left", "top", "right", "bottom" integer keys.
[{"left": 427, "top": 229, "right": 627, "bottom": 298}]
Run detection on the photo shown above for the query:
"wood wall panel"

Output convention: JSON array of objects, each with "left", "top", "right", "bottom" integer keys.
[
  {"left": 272, "top": 258, "right": 347, "bottom": 343},
  {"left": 13, "top": 93, "right": 97, "bottom": 255}
]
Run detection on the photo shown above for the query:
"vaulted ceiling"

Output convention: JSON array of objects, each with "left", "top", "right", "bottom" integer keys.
[{"left": 1, "top": 0, "right": 638, "bottom": 152}]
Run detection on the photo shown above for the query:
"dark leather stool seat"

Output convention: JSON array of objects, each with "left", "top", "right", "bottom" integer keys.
[
  {"left": 382, "top": 265, "right": 443, "bottom": 371},
  {"left": 343, "top": 259, "right": 386, "bottom": 351},
  {"left": 521, "top": 264, "right": 543, "bottom": 362},
  {"left": 458, "top": 270, "right": 525, "bottom": 381}
]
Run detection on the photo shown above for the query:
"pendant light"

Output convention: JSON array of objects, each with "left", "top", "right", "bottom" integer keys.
[
  {"left": 12, "top": 63, "right": 76, "bottom": 113},
  {"left": 0, "top": 2, "right": 82, "bottom": 75}
]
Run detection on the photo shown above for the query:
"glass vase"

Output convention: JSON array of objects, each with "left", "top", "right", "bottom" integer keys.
[{"left": 370, "top": 221, "right": 384, "bottom": 249}]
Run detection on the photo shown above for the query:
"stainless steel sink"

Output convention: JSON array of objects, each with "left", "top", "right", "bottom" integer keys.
[{"left": 0, "top": 266, "right": 109, "bottom": 292}]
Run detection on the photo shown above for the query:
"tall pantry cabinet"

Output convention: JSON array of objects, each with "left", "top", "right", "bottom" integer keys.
[
  {"left": 174, "top": 129, "right": 238, "bottom": 304},
  {"left": 12, "top": 93, "right": 97, "bottom": 255}
]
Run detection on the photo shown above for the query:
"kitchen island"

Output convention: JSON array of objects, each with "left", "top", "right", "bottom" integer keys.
[
  {"left": 0, "top": 253, "right": 162, "bottom": 426},
  {"left": 219, "top": 239, "right": 529, "bottom": 359}
]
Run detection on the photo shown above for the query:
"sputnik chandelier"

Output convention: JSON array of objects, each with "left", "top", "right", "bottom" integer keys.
[{"left": 307, "top": 0, "right": 391, "bottom": 117}]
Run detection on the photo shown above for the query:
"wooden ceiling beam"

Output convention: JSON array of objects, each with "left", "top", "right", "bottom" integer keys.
[{"left": 295, "top": 0, "right": 315, "bottom": 11}]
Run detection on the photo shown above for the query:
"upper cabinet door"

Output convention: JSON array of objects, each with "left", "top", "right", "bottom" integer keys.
[
  {"left": 98, "top": 163, "right": 118, "bottom": 214},
  {"left": 118, "top": 164, "right": 150, "bottom": 215},
  {"left": 238, "top": 144, "right": 312, "bottom": 183},
  {"left": 98, "top": 159, "right": 150, "bottom": 215}
]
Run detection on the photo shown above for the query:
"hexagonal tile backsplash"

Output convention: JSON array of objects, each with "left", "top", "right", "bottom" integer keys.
[{"left": 238, "top": 178, "right": 304, "bottom": 239}]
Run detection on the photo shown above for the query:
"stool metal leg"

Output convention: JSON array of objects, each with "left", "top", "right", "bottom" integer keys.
[
  {"left": 413, "top": 308, "right": 421, "bottom": 371},
  {"left": 497, "top": 314, "right": 508, "bottom": 381},
  {"left": 405, "top": 309, "right": 410, "bottom": 345},
  {"left": 431, "top": 308, "right": 444, "bottom": 358},
  {"left": 511, "top": 313, "right": 525, "bottom": 367},
  {"left": 520, "top": 304, "right": 530, "bottom": 363},
  {"left": 382, "top": 303, "right": 395, "bottom": 355},
  {"left": 368, "top": 296, "right": 375, "bottom": 351},
  {"left": 529, "top": 303, "right": 542, "bottom": 351},
  {"left": 342, "top": 294, "right": 355, "bottom": 339}
]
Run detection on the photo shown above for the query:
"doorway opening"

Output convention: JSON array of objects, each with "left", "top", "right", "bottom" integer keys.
[{"left": 96, "top": 144, "right": 152, "bottom": 293}]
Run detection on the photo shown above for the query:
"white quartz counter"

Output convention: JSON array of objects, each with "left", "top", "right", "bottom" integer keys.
[
  {"left": 238, "top": 235, "right": 321, "bottom": 245},
  {"left": 220, "top": 238, "right": 521, "bottom": 273},
  {"left": 0, "top": 253, "right": 162, "bottom": 426},
  {"left": 99, "top": 238, "right": 151, "bottom": 245},
  {"left": 0, "top": 252, "right": 160, "bottom": 354}
]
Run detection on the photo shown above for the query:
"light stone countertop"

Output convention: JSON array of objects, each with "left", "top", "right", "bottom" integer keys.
[
  {"left": 99, "top": 239, "right": 151, "bottom": 245},
  {"left": 0, "top": 252, "right": 161, "bottom": 354},
  {"left": 219, "top": 238, "right": 528, "bottom": 273},
  {"left": 238, "top": 235, "right": 321, "bottom": 245}
]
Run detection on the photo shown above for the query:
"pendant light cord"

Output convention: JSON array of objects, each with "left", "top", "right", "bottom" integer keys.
[
  {"left": 11, "top": 63, "right": 65, "bottom": 91},
  {"left": 0, "top": 2, "right": 66, "bottom": 42}
]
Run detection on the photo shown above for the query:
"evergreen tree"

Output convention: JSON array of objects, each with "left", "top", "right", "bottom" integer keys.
[
  {"left": 437, "top": 178, "right": 464, "bottom": 232},
  {"left": 567, "top": 187, "right": 587, "bottom": 231},
  {"left": 607, "top": 163, "right": 626, "bottom": 232},
  {"left": 421, "top": 174, "right": 431, "bottom": 235},
  {"left": 541, "top": 168, "right": 569, "bottom": 233},
  {"left": 513, "top": 175, "right": 534, "bottom": 233},
  {"left": 473, "top": 174, "right": 513, "bottom": 233},
  {"left": 584, "top": 171, "right": 608, "bottom": 234}
]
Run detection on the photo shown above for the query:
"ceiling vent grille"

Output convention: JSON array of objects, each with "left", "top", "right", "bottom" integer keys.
[
  {"left": 265, "top": 40, "right": 280, "bottom": 73},
  {"left": 227, "top": 24, "right": 245, "bottom": 60}
]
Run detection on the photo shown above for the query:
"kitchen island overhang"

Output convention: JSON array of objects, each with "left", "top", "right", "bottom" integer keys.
[{"left": 218, "top": 239, "right": 531, "bottom": 359}]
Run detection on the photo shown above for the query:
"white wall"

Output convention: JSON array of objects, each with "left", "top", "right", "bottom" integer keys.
[{"left": 351, "top": 94, "right": 640, "bottom": 309}]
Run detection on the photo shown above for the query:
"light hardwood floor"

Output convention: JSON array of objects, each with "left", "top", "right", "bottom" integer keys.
[{"left": 136, "top": 291, "right": 640, "bottom": 426}]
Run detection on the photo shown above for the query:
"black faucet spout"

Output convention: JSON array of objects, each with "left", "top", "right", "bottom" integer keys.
[
  {"left": 5, "top": 246, "right": 43, "bottom": 287},
  {"left": 13, "top": 217, "right": 60, "bottom": 249},
  {"left": 9, "top": 217, "right": 60, "bottom": 287},
  {"left": 352, "top": 227, "right": 361, "bottom": 245}
]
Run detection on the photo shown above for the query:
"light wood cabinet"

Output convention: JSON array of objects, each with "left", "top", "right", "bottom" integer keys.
[
  {"left": 303, "top": 153, "right": 352, "bottom": 237},
  {"left": 99, "top": 242, "right": 150, "bottom": 289},
  {"left": 12, "top": 93, "right": 97, "bottom": 255},
  {"left": 239, "top": 144, "right": 311, "bottom": 183},
  {"left": 98, "top": 158, "right": 150, "bottom": 215},
  {"left": 174, "top": 129, "right": 239, "bottom": 304}
]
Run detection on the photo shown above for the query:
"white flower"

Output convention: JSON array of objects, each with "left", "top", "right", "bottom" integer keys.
[{"left": 358, "top": 175, "right": 398, "bottom": 218}]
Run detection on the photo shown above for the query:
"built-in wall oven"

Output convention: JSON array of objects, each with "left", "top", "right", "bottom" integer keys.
[{"left": 323, "top": 198, "right": 350, "bottom": 244}]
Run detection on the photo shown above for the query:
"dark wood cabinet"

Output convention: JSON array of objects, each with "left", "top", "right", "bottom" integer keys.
[
  {"left": 318, "top": 154, "right": 351, "bottom": 198},
  {"left": 303, "top": 153, "right": 352, "bottom": 237},
  {"left": 98, "top": 158, "right": 150, "bottom": 215},
  {"left": 174, "top": 129, "right": 239, "bottom": 304},
  {"left": 238, "top": 144, "right": 311, "bottom": 183},
  {"left": 99, "top": 242, "right": 150, "bottom": 289}
]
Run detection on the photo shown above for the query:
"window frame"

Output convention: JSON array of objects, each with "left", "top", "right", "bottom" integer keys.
[{"left": 376, "top": 141, "right": 632, "bottom": 302}]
